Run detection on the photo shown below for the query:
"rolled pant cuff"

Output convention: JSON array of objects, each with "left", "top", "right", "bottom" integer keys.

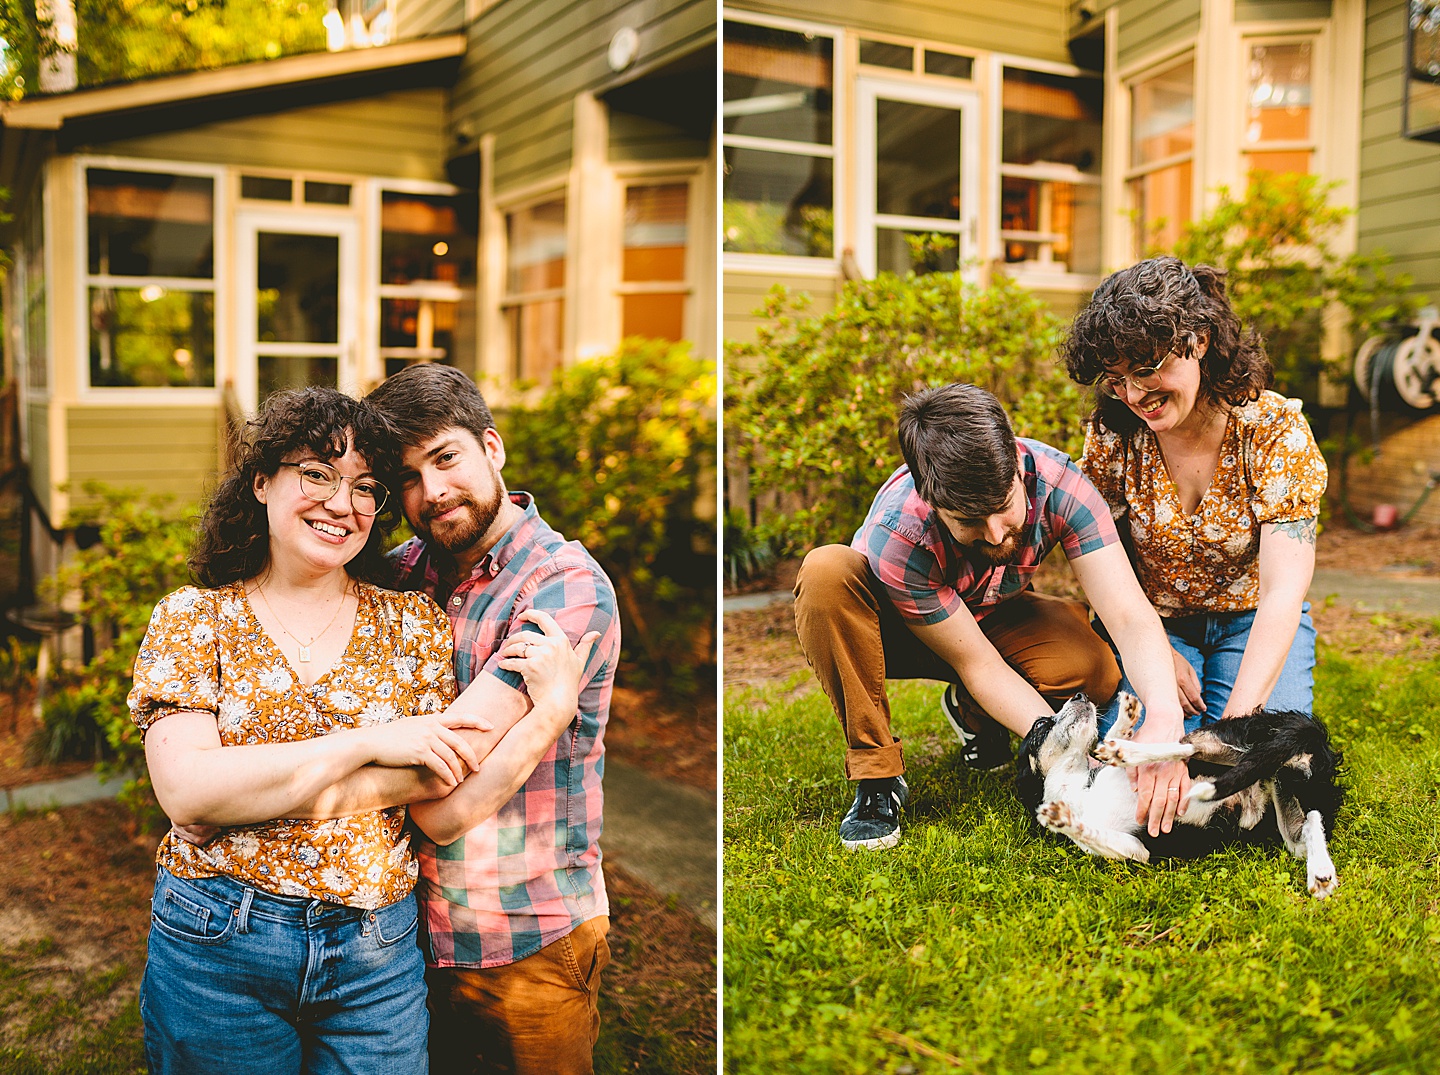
[{"left": 845, "top": 740, "right": 904, "bottom": 781}]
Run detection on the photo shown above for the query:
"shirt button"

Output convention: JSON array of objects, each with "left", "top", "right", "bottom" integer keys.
[{"left": 451, "top": 596, "right": 463, "bottom": 607}]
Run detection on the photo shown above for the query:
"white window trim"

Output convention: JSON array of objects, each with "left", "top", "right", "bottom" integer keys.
[
  {"left": 613, "top": 163, "right": 706, "bottom": 347},
  {"left": 853, "top": 75, "right": 981, "bottom": 280},
  {"left": 855, "top": 30, "right": 981, "bottom": 86},
  {"left": 1234, "top": 25, "right": 1328, "bottom": 188},
  {"left": 989, "top": 54, "right": 1104, "bottom": 286},
  {"left": 721, "top": 7, "right": 846, "bottom": 272},
  {"left": 75, "top": 154, "right": 227, "bottom": 405},
  {"left": 366, "top": 177, "right": 474, "bottom": 386}
]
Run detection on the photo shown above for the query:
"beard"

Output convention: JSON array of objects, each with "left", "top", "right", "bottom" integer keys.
[
  {"left": 417, "top": 485, "right": 504, "bottom": 555},
  {"left": 959, "top": 523, "right": 1026, "bottom": 568}
]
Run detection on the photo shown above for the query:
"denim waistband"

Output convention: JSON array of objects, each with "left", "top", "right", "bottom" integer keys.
[{"left": 159, "top": 868, "right": 414, "bottom": 928}]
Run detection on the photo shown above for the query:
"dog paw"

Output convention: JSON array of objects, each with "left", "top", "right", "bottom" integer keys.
[
  {"left": 1308, "top": 870, "right": 1338, "bottom": 900},
  {"left": 1037, "top": 800, "right": 1076, "bottom": 833},
  {"left": 1185, "top": 780, "right": 1216, "bottom": 805},
  {"left": 1093, "top": 739, "right": 1129, "bottom": 766},
  {"left": 1111, "top": 693, "right": 1143, "bottom": 740}
]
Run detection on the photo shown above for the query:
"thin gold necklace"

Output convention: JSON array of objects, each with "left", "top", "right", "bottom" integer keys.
[{"left": 253, "top": 579, "right": 351, "bottom": 663}]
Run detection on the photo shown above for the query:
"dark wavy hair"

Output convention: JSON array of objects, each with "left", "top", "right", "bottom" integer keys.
[
  {"left": 897, "top": 383, "right": 1017, "bottom": 517},
  {"left": 189, "top": 388, "right": 403, "bottom": 588},
  {"left": 1062, "top": 256, "right": 1272, "bottom": 439}
]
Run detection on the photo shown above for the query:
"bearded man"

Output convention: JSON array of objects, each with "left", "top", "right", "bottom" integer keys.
[
  {"left": 794, "top": 382, "right": 1186, "bottom": 851},
  {"left": 367, "top": 364, "right": 620, "bottom": 1075}
]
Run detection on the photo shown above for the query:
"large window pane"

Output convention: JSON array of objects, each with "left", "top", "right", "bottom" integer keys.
[
  {"left": 382, "top": 191, "right": 478, "bottom": 286},
  {"left": 1246, "top": 42, "right": 1312, "bottom": 144},
  {"left": 722, "top": 20, "right": 833, "bottom": 145},
  {"left": 723, "top": 147, "right": 833, "bottom": 257},
  {"left": 1003, "top": 68, "right": 1102, "bottom": 174},
  {"left": 506, "top": 299, "right": 564, "bottom": 384},
  {"left": 624, "top": 184, "right": 688, "bottom": 282},
  {"left": 875, "top": 230, "right": 959, "bottom": 276},
  {"left": 506, "top": 200, "right": 566, "bottom": 294},
  {"left": 87, "top": 168, "right": 214, "bottom": 278},
  {"left": 88, "top": 287, "right": 215, "bottom": 388},
  {"left": 622, "top": 294, "right": 686, "bottom": 341},
  {"left": 256, "top": 232, "right": 338, "bottom": 345},
  {"left": 1001, "top": 177, "right": 1100, "bottom": 274},
  {"left": 259, "top": 355, "right": 337, "bottom": 399},
  {"left": 1131, "top": 61, "right": 1195, "bottom": 167},
  {"left": 1128, "top": 161, "right": 1193, "bottom": 253},
  {"left": 876, "top": 99, "right": 960, "bottom": 220}
]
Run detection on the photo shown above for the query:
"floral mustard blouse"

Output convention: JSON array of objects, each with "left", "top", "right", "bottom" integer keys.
[
  {"left": 1078, "top": 391, "right": 1327, "bottom": 616},
  {"left": 128, "top": 580, "right": 458, "bottom": 909}
]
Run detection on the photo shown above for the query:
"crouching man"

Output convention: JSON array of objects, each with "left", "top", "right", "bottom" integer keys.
[{"left": 794, "top": 383, "right": 1187, "bottom": 850}]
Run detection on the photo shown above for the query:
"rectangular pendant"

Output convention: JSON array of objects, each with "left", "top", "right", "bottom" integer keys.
[{"left": 297, "top": 645, "right": 312, "bottom": 663}]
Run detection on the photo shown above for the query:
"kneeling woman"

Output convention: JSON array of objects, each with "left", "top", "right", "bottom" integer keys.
[
  {"left": 129, "top": 388, "right": 594, "bottom": 1075},
  {"left": 1063, "top": 256, "right": 1326, "bottom": 734}
]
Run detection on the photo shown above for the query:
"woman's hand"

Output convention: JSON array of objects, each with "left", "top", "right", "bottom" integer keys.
[
  {"left": 1172, "top": 647, "right": 1206, "bottom": 717},
  {"left": 497, "top": 609, "right": 601, "bottom": 737},
  {"left": 355, "top": 711, "right": 495, "bottom": 786}
]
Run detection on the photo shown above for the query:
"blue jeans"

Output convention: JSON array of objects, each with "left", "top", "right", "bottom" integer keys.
[
  {"left": 140, "top": 868, "right": 429, "bottom": 1075},
  {"left": 1097, "top": 604, "right": 1316, "bottom": 737}
]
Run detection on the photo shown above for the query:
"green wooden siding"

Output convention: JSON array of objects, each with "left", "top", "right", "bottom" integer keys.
[
  {"left": 77, "top": 90, "right": 452, "bottom": 183},
  {"left": 1358, "top": 0, "right": 1440, "bottom": 305},
  {"left": 732, "top": 0, "right": 1071, "bottom": 65},
  {"left": 395, "top": 0, "right": 464, "bottom": 37},
  {"left": 610, "top": 111, "right": 709, "bottom": 163},
  {"left": 724, "top": 270, "right": 838, "bottom": 346},
  {"left": 455, "top": 0, "right": 715, "bottom": 192},
  {"left": 66, "top": 406, "right": 218, "bottom": 508},
  {"left": 25, "top": 402, "right": 50, "bottom": 518},
  {"left": 1116, "top": 0, "right": 1200, "bottom": 69},
  {"left": 1234, "top": 0, "right": 1331, "bottom": 21}
]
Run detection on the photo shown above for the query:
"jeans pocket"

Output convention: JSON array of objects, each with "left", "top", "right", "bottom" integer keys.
[
  {"left": 371, "top": 895, "right": 419, "bottom": 947},
  {"left": 150, "top": 874, "right": 239, "bottom": 946}
]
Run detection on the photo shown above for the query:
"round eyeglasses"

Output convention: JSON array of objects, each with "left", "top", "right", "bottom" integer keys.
[
  {"left": 1098, "top": 338, "right": 1188, "bottom": 398},
  {"left": 277, "top": 461, "right": 389, "bottom": 516}
]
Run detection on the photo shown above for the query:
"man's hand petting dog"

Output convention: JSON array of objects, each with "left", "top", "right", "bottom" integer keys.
[{"left": 1127, "top": 699, "right": 1190, "bottom": 837}]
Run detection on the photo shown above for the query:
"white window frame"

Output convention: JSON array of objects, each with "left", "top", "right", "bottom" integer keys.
[
  {"left": 1120, "top": 49, "right": 1198, "bottom": 262},
  {"left": 856, "top": 31, "right": 981, "bottom": 85},
  {"left": 496, "top": 180, "right": 569, "bottom": 385},
  {"left": 721, "top": 8, "right": 845, "bottom": 275},
  {"left": 367, "top": 177, "right": 475, "bottom": 386},
  {"left": 991, "top": 53, "right": 1104, "bottom": 291},
  {"left": 236, "top": 168, "right": 363, "bottom": 213},
  {"left": 1236, "top": 26, "right": 1327, "bottom": 183},
  {"left": 854, "top": 75, "right": 982, "bottom": 281},
  {"left": 612, "top": 162, "right": 705, "bottom": 347},
  {"left": 75, "top": 155, "right": 227, "bottom": 404}
]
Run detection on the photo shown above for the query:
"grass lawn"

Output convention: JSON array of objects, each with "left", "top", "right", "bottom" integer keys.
[{"left": 723, "top": 616, "right": 1440, "bottom": 1073}]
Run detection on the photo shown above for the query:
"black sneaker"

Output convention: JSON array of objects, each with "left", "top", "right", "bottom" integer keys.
[
  {"left": 941, "top": 684, "right": 1012, "bottom": 771},
  {"left": 839, "top": 775, "right": 909, "bottom": 851}
]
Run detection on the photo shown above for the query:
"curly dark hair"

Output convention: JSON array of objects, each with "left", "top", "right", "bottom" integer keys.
[
  {"left": 1062, "top": 256, "right": 1272, "bottom": 439},
  {"left": 189, "top": 388, "right": 403, "bottom": 588}
]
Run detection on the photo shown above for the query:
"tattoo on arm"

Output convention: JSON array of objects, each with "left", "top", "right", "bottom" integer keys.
[{"left": 1274, "top": 518, "right": 1318, "bottom": 545}]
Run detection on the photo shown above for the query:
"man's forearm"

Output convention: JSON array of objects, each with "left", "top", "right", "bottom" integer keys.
[{"left": 1110, "top": 611, "right": 1185, "bottom": 738}]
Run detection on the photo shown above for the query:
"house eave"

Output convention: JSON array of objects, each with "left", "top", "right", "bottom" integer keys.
[{"left": 0, "top": 34, "right": 467, "bottom": 131}]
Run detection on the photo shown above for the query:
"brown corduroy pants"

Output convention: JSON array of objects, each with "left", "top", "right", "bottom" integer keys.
[{"left": 793, "top": 545, "right": 1120, "bottom": 780}]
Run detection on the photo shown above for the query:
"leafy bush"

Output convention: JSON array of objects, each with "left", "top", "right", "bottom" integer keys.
[
  {"left": 503, "top": 339, "right": 717, "bottom": 690},
  {"left": 726, "top": 271, "right": 1088, "bottom": 552},
  {"left": 26, "top": 680, "right": 109, "bottom": 765},
  {"left": 45, "top": 485, "right": 197, "bottom": 826},
  {"left": 724, "top": 507, "right": 775, "bottom": 591},
  {"left": 1162, "top": 171, "right": 1417, "bottom": 402}
]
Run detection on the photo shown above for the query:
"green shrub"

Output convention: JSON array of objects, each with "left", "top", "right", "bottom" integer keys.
[
  {"left": 503, "top": 339, "right": 717, "bottom": 690},
  {"left": 724, "top": 507, "right": 775, "bottom": 591},
  {"left": 46, "top": 485, "right": 197, "bottom": 825},
  {"left": 26, "top": 679, "right": 109, "bottom": 765},
  {"left": 1162, "top": 171, "right": 1417, "bottom": 402},
  {"left": 726, "top": 271, "right": 1088, "bottom": 553}
]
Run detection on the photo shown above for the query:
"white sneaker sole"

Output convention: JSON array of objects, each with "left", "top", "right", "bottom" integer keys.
[{"left": 841, "top": 828, "right": 901, "bottom": 851}]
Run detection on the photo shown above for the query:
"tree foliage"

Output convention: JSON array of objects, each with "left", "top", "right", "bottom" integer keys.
[
  {"left": 504, "top": 339, "right": 718, "bottom": 690},
  {"left": 1160, "top": 171, "right": 1417, "bottom": 402},
  {"left": 726, "top": 271, "right": 1088, "bottom": 553},
  {"left": 1, "top": 0, "right": 325, "bottom": 99}
]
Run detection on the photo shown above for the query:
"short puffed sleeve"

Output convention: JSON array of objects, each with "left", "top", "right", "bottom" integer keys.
[
  {"left": 1077, "top": 423, "right": 1128, "bottom": 523},
  {"left": 127, "top": 586, "right": 222, "bottom": 734},
  {"left": 399, "top": 590, "right": 458, "bottom": 714},
  {"left": 1246, "top": 395, "right": 1328, "bottom": 524}
]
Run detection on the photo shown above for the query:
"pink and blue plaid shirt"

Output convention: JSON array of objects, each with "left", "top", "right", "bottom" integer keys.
[
  {"left": 391, "top": 492, "right": 620, "bottom": 968},
  {"left": 854, "top": 439, "right": 1118, "bottom": 625}
]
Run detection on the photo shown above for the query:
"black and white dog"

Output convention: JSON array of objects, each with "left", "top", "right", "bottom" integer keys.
[{"left": 1015, "top": 693, "right": 1343, "bottom": 899}]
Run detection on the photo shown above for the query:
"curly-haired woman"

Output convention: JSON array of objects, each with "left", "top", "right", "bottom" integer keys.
[
  {"left": 128, "top": 387, "right": 596, "bottom": 1075},
  {"left": 1063, "top": 256, "right": 1326, "bottom": 735}
]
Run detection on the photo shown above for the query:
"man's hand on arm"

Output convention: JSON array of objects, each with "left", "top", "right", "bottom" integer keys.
[
  {"left": 1071, "top": 542, "right": 1189, "bottom": 836},
  {"left": 908, "top": 608, "right": 1053, "bottom": 738}
]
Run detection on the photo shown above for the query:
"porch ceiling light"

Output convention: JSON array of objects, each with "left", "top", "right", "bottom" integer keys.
[{"left": 1405, "top": 0, "right": 1440, "bottom": 141}]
